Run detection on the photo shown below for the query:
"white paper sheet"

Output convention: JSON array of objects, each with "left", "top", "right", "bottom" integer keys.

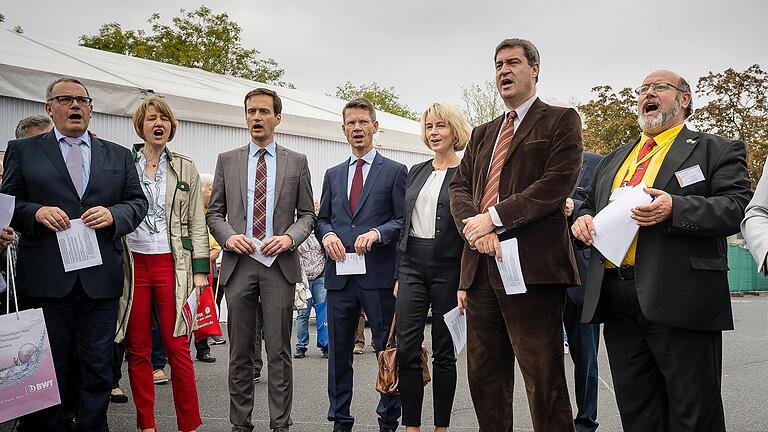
[
  {"left": 443, "top": 306, "right": 467, "bottom": 354},
  {"left": 0, "top": 193, "right": 14, "bottom": 229},
  {"left": 591, "top": 183, "right": 653, "bottom": 266},
  {"left": 56, "top": 219, "right": 102, "bottom": 272},
  {"left": 248, "top": 238, "right": 277, "bottom": 267},
  {"left": 182, "top": 291, "right": 198, "bottom": 332},
  {"left": 496, "top": 238, "right": 527, "bottom": 295},
  {"left": 336, "top": 253, "right": 366, "bottom": 275}
]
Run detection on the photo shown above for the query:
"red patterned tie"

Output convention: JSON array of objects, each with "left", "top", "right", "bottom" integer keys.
[
  {"left": 624, "top": 138, "right": 657, "bottom": 187},
  {"left": 252, "top": 148, "right": 267, "bottom": 240},
  {"left": 349, "top": 159, "right": 364, "bottom": 213},
  {"left": 480, "top": 111, "right": 517, "bottom": 212}
]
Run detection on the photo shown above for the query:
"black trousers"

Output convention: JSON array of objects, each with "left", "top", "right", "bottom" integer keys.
[
  {"left": 395, "top": 237, "right": 459, "bottom": 427},
  {"left": 602, "top": 273, "right": 726, "bottom": 432},
  {"left": 17, "top": 281, "right": 118, "bottom": 432}
]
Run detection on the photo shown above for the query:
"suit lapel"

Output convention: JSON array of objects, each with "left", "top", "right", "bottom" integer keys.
[
  {"left": 597, "top": 140, "right": 637, "bottom": 209},
  {"left": 653, "top": 126, "right": 699, "bottom": 190},
  {"left": 409, "top": 163, "right": 433, "bottom": 207},
  {"left": 340, "top": 159, "right": 353, "bottom": 217},
  {"left": 273, "top": 145, "right": 288, "bottom": 208},
  {"left": 237, "top": 145, "right": 249, "bottom": 214},
  {"left": 40, "top": 131, "right": 79, "bottom": 197},
  {"left": 82, "top": 134, "right": 105, "bottom": 199},
  {"left": 503, "top": 98, "right": 546, "bottom": 164},
  {"left": 353, "top": 153, "right": 383, "bottom": 218}
]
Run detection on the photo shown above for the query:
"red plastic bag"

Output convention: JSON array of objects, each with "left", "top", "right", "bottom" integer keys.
[{"left": 193, "top": 286, "right": 222, "bottom": 342}]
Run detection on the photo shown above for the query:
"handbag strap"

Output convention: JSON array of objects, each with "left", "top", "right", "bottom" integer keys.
[
  {"left": 7, "top": 247, "right": 19, "bottom": 319},
  {"left": 386, "top": 315, "right": 396, "bottom": 348}
]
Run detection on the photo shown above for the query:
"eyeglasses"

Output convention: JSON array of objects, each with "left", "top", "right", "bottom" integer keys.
[
  {"left": 634, "top": 82, "right": 685, "bottom": 96},
  {"left": 48, "top": 95, "right": 93, "bottom": 106}
]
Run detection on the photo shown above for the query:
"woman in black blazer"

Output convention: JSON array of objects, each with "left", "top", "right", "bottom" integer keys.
[{"left": 395, "top": 102, "right": 471, "bottom": 432}]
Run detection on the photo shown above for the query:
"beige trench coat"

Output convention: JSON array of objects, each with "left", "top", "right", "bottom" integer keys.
[{"left": 115, "top": 145, "right": 210, "bottom": 342}]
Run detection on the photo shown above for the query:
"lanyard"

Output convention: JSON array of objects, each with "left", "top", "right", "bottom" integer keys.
[{"left": 620, "top": 135, "right": 674, "bottom": 186}]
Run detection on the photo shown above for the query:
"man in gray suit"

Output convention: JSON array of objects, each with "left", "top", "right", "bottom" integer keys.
[{"left": 207, "top": 88, "right": 316, "bottom": 432}]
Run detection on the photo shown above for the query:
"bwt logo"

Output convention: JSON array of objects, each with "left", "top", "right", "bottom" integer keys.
[{"left": 28, "top": 380, "right": 54, "bottom": 392}]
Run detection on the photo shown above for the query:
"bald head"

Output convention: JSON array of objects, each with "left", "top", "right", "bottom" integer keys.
[{"left": 636, "top": 70, "right": 693, "bottom": 136}]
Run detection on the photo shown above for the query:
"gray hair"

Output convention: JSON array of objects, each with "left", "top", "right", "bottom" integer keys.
[
  {"left": 494, "top": 38, "right": 541, "bottom": 82},
  {"left": 200, "top": 173, "right": 214, "bottom": 188},
  {"left": 677, "top": 77, "right": 694, "bottom": 118},
  {"left": 15, "top": 115, "right": 53, "bottom": 139},
  {"left": 45, "top": 76, "right": 90, "bottom": 101}
]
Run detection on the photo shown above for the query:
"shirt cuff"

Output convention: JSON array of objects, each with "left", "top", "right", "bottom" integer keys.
[
  {"left": 488, "top": 206, "right": 503, "bottom": 227},
  {"left": 322, "top": 232, "right": 338, "bottom": 241},
  {"left": 371, "top": 228, "right": 381, "bottom": 242}
]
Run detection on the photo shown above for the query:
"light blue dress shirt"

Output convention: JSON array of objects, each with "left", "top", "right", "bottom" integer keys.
[
  {"left": 346, "top": 148, "right": 377, "bottom": 198},
  {"left": 246, "top": 141, "right": 277, "bottom": 241},
  {"left": 54, "top": 128, "right": 92, "bottom": 192}
]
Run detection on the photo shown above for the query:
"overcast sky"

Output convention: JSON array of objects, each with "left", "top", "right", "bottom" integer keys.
[{"left": 2, "top": 0, "right": 767, "bottom": 114}]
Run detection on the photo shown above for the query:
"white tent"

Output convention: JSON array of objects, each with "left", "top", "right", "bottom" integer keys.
[{"left": 0, "top": 29, "right": 430, "bottom": 194}]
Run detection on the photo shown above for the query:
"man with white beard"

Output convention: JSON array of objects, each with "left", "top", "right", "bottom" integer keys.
[{"left": 571, "top": 70, "right": 752, "bottom": 432}]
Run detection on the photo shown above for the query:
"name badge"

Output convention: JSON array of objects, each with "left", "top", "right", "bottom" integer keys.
[{"left": 675, "top": 165, "right": 705, "bottom": 188}]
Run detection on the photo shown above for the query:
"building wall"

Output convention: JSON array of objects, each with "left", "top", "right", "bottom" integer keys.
[{"left": 1, "top": 96, "right": 430, "bottom": 198}]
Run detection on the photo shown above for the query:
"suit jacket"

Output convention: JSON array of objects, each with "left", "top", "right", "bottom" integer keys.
[
  {"left": 741, "top": 156, "right": 768, "bottom": 271},
  {"left": 315, "top": 152, "right": 407, "bottom": 290},
  {"left": 566, "top": 152, "right": 603, "bottom": 305},
  {"left": 0, "top": 130, "right": 147, "bottom": 299},
  {"left": 449, "top": 98, "right": 583, "bottom": 290},
  {"left": 397, "top": 160, "right": 463, "bottom": 269},
  {"left": 578, "top": 126, "right": 752, "bottom": 331},
  {"left": 206, "top": 144, "right": 316, "bottom": 285}
]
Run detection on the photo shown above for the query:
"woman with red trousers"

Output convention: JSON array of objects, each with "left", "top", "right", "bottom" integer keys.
[{"left": 116, "top": 97, "right": 209, "bottom": 432}]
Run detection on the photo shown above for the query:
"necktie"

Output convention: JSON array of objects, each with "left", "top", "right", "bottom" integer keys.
[
  {"left": 624, "top": 138, "right": 657, "bottom": 187},
  {"left": 252, "top": 148, "right": 268, "bottom": 240},
  {"left": 480, "top": 111, "right": 517, "bottom": 212},
  {"left": 349, "top": 159, "right": 365, "bottom": 213},
  {"left": 64, "top": 137, "right": 84, "bottom": 197}
]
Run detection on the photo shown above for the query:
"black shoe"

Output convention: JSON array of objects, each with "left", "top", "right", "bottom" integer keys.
[
  {"left": 379, "top": 429, "right": 395, "bottom": 432},
  {"left": 197, "top": 352, "right": 216, "bottom": 363},
  {"left": 321, "top": 348, "right": 328, "bottom": 358},
  {"left": 293, "top": 348, "right": 307, "bottom": 358},
  {"left": 109, "top": 388, "right": 129, "bottom": 403}
]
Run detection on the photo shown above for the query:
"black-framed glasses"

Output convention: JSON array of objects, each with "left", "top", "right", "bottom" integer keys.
[
  {"left": 47, "top": 95, "right": 93, "bottom": 106},
  {"left": 634, "top": 82, "right": 685, "bottom": 96}
]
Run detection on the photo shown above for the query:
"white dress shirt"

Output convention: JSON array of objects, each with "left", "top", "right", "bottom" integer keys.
[
  {"left": 346, "top": 148, "right": 377, "bottom": 198},
  {"left": 245, "top": 141, "right": 277, "bottom": 241}
]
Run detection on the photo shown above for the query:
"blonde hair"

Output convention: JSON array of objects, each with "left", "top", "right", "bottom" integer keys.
[
  {"left": 132, "top": 97, "right": 179, "bottom": 142},
  {"left": 421, "top": 102, "right": 471, "bottom": 152}
]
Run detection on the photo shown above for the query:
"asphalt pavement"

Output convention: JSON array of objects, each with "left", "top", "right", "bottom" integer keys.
[{"left": 107, "top": 295, "right": 768, "bottom": 431}]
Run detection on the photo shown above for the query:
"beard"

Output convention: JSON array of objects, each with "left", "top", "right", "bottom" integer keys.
[{"left": 637, "top": 94, "right": 682, "bottom": 133}]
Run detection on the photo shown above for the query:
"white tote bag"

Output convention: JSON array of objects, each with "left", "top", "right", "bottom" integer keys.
[{"left": 0, "top": 252, "right": 61, "bottom": 422}]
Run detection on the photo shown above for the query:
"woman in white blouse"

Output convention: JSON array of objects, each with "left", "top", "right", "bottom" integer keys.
[
  {"left": 394, "top": 102, "right": 471, "bottom": 432},
  {"left": 118, "top": 97, "right": 209, "bottom": 432}
]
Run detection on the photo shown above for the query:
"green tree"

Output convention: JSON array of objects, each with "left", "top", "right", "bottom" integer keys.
[
  {"left": 0, "top": 13, "right": 5, "bottom": 23},
  {"left": 461, "top": 80, "right": 503, "bottom": 127},
  {"left": 334, "top": 81, "right": 418, "bottom": 120},
  {"left": 577, "top": 86, "right": 641, "bottom": 154},
  {"left": 692, "top": 64, "right": 768, "bottom": 183},
  {"left": 79, "top": 6, "right": 292, "bottom": 87}
]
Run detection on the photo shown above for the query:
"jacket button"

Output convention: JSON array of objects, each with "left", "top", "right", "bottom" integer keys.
[
  {"left": 436, "top": 228, "right": 441, "bottom": 233},
  {"left": 352, "top": 224, "right": 356, "bottom": 228},
  {"left": 437, "top": 202, "right": 443, "bottom": 207},
  {"left": 436, "top": 215, "right": 442, "bottom": 220}
]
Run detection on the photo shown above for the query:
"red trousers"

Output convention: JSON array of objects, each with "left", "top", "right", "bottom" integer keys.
[{"left": 125, "top": 252, "right": 202, "bottom": 431}]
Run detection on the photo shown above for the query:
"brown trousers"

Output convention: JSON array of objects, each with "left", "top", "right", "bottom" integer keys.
[{"left": 466, "top": 258, "right": 575, "bottom": 432}]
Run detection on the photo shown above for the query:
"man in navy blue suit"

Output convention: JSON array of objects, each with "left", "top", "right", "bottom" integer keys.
[
  {"left": 564, "top": 151, "right": 603, "bottom": 432},
  {"left": 1, "top": 77, "right": 147, "bottom": 432},
  {"left": 316, "top": 98, "right": 407, "bottom": 432}
]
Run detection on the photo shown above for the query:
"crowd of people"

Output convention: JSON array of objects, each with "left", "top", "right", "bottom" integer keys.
[{"left": 0, "top": 36, "right": 759, "bottom": 432}]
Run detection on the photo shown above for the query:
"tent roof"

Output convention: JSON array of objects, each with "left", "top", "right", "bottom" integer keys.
[{"left": 0, "top": 29, "right": 428, "bottom": 154}]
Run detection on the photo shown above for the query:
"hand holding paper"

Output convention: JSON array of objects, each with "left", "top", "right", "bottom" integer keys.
[{"left": 591, "top": 183, "right": 653, "bottom": 266}]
